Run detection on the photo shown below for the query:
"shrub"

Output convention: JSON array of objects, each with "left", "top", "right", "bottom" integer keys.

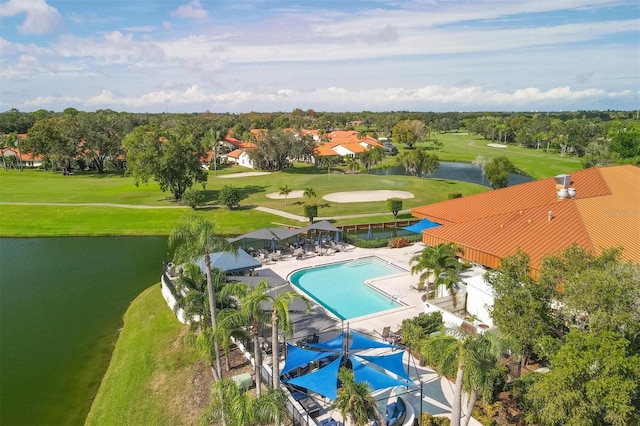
[
  {"left": 401, "top": 311, "right": 443, "bottom": 348},
  {"left": 421, "top": 413, "right": 450, "bottom": 425},
  {"left": 388, "top": 237, "right": 411, "bottom": 248},
  {"left": 181, "top": 187, "right": 205, "bottom": 209},
  {"left": 218, "top": 184, "right": 240, "bottom": 209},
  {"left": 448, "top": 192, "right": 463, "bottom": 199}
]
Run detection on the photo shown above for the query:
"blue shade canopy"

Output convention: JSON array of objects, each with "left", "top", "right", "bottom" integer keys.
[
  {"left": 403, "top": 218, "right": 441, "bottom": 234},
  {"left": 349, "top": 331, "right": 397, "bottom": 350},
  {"left": 357, "top": 352, "right": 412, "bottom": 382},
  {"left": 307, "top": 333, "right": 345, "bottom": 351},
  {"left": 285, "top": 356, "right": 343, "bottom": 401},
  {"left": 280, "top": 344, "right": 333, "bottom": 376},
  {"left": 351, "top": 357, "right": 411, "bottom": 391},
  {"left": 196, "top": 249, "right": 261, "bottom": 274}
]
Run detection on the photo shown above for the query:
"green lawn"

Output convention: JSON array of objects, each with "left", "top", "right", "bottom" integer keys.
[
  {"left": 85, "top": 285, "right": 208, "bottom": 426},
  {"left": 393, "top": 132, "right": 583, "bottom": 179},
  {"left": 0, "top": 167, "right": 487, "bottom": 237}
]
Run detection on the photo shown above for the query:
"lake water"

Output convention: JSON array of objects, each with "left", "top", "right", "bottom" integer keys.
[
  {"left": 372, "top": 161, "right": 533, "bottom": 186},
  {"left": 0, "top": 237, "right": 167, "bottom": 425}
]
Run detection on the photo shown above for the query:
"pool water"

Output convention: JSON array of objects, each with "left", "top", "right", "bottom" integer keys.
[{"left": 288, "top": 257, "right": 406, "bottom": 320}]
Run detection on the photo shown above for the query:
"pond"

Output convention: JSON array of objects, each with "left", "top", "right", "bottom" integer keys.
[
  {"left": 372, "top": 161, "right": 533, "bottom": 186},
  {"left": 0, "top": 237, "right": 167, "bottom": 426}
]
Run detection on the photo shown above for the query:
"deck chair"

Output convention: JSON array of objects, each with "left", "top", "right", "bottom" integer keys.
[{"left": 375, "top": 326, "right": 391, "bottom": 341}]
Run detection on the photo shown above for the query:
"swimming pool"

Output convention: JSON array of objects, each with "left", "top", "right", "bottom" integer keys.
[{"left": 288, "top": 257, "right": 406, "bottom": 320}]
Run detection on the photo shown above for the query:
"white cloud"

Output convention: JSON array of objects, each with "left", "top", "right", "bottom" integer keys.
[
  {"left": 170, "top": 0, "right": 208, "bottom": 20},
  {"left": 20, "top": 84, "right": 635, "bottom": 111},
  {"left": 0, "top": 0, "right": 64, "bottom": 34}
]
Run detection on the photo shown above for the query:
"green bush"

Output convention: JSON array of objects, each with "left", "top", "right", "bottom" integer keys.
[
  {"left": 181, "top": 188, "right": 205, "bottom": 209},
  {"left": 448, "top": 192, "right": 463, "bottom": 199},
  {"left": 401, "top": 311, "right": 443, "bottom": 348},
  {"left": 218, "top": 184, "right": 240, "bottom": 209},
  {"left": 421, "top": 413, "right": 450, "bottom": 425}
]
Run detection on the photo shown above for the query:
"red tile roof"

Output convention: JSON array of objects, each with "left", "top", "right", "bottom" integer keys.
[{"left": 412, "top": 165, "right": 639, "bottom": 276}]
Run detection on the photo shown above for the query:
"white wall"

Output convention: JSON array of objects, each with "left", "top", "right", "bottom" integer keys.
[{"left": 462, "top": 275, "right": 494, "bottom": 327}]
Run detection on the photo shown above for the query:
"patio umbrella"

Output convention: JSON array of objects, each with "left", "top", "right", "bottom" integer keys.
[
  {"left": 317, "top": 233, "right": 323, "bottom": 246},
  {"left": 296, "top": 234, "right": 301, "bottom": 248},
  {"left": 366, "top": 225, "right": 373, "bottom": 240},
  {"left": 335, "top": 230, "right": 341, "bottom": 242},
  {"left": 270, "top": 237, "right": 276, "bottom": 252}
]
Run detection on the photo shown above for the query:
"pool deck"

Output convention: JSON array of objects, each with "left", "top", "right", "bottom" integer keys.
[{"left": 251, "top": 242, "right": 482, "bottom": 426}]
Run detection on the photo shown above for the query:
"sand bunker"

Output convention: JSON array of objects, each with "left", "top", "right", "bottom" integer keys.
[
  {"left": 266, "top": 190, "right": 305, "bottom": 199},
  {"left": 487, "top": 143, "right": 507, "bottom": 148},
  {"left": 218, "top": 172, "right": 271, "bottom": 179},
  {"left": 323, "top": 190, "right": 414, "bottom": 203}
]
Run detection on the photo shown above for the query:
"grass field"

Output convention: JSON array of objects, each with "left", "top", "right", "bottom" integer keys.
[
  {"left": 85, "top": 284, "right": 209, "bottom": 426},
  {"left": 392, "top": 131, "right": 583, "bottom": 179},
  {"left": 0, "top": 166, "right": 487, "bottom": 237}
]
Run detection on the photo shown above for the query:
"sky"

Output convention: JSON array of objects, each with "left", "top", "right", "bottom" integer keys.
[{"left": 1, "top": 0, "right": 639, "bottom": 113}]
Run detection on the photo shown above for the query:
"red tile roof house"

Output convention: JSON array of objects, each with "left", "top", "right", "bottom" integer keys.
[
  {"left": 314, "top": 130, "right": 383, "bottom": 159},
  {"left": 1, "top": 134, "right": 43, "bottom": 168},
  {"left": 410, "top": 164, "right": 640, "bottom": 329}
]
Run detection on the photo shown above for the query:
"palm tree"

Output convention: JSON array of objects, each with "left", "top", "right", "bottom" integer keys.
[
  {"left": 169, "top": 213, "right": 233, "bottom": 379},
  {"left": 303, "top": 187, "right": 316, "bottom": 200},
  {"left": 278, "top": 185, "right": 292, "bottom": 205},
  {"left": 333, "top": 368, "right": 381, "bottom": 426},
  {"left": 222, "top": 280, "right": 271, "bottom": 397},
  {"left": 269, "top": 290, "right": 310, "bottom": 388},
  {"left": 345, "top": 155, "right": 360, "bottom": 173},
  {"left": 410, "top": 243, "right": 463, "bottom": 300},
  {"left": 174, "top": 262, "right": 209, "bottom": 330},
  {"left": 421, "top": 328, "right": 509, "bottom": 426},
  {"left": 202, "top": 377, "right": 287, "bottom": 425}
]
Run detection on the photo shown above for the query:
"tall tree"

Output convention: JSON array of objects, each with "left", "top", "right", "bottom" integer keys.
[
  {"left": 410, "top": 243, "right": 463, "bottom": 298},
  {"left": 485, "top": 250, "right": 557, "bottom": 377},
  {"left": 333, "top": 368, "right": 381, "bottom": 426},
  {"left": 269, "top": 289, "right": 310, "bottom": 388},
  {"left": 422, "top": 329, "right": 509, "bottom": 426},
  {"left": 202, "top": 377, "right": 287, "bottom": 426},
  {"left": 232, "top": 280, "right": 272, "bottom": 397},
  {"left": 539, "top": 245, "right": 640, "bottom": 347},
  {"left": 525, "top": 329, "right": 640, "bottom": 426},
  {"left": 247, "top": 129, "right": 316, "bottom": 170},
  {"left": 76, "top": 110, "right": 131, "bottom": 173},
  {"left": 484, "top": 156, "right": 514, "bottom": 189},
  {"left": 23, "top": 116, "right": 80, "bottom": 170},
  {"left": 392, "top": 119, "right": 426, "bottom": 148},
  {"left": 123, "top": 124, "right": 208, "bottom": 200},
  {"left": 169, "top": 213, "right": 233, "bottom": 379}
]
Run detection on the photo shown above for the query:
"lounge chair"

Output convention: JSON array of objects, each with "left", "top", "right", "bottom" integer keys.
[{"left": 375, "top": 326, "right": 391, "bottom": 341}]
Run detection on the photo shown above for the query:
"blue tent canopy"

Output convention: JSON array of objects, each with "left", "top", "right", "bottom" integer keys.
[
  {"left": 357, "top": 352, "right": 412, "bottom": 382},
  {"left": 307, "top": 333, "right": 345, "bottom": 351},
  {"left": 403, "top": 218, "right": 441, "bottom": 234},
  {"left": 280, "top": 343, "right": 333, "bottom": 376},
  {"left": 196, "top": 248, "right": 261, "bottom": 274},
  {"left": 349, "top": 331, "right": 397, "bottom": 350},
  {"left": 285, "top": 356, "right": 343, "bottom": 400},
  {"left": 351, "top": 356, "right": 411, "bottom": 391}
]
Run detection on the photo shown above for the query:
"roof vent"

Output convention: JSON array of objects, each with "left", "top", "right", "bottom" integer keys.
[{"left": 554, "top": 174, "right": 571, "bottom": 188}]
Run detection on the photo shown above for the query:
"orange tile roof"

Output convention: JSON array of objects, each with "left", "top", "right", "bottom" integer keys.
[
  {"left": 314, "top": 130, "right": 382, "bottom": 157},
  {"left": 412, "top": 165, "right": 639, "bottom": 276},
  {"left": 226, "top": 148, "right": 245, "bottom": 159}
]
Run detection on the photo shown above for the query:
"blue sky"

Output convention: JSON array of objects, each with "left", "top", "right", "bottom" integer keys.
[{"left": 1, "top": 0, "right": 638, "bottom": 113}]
